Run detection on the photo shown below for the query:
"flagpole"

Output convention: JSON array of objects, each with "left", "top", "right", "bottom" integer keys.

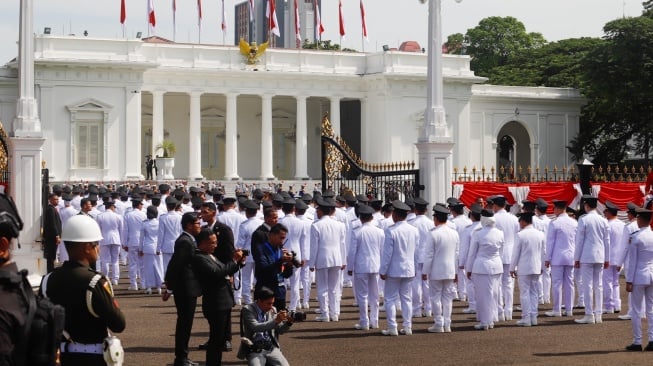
[{"left": 361, "top": 34, "right": 364, "bottom": 52}]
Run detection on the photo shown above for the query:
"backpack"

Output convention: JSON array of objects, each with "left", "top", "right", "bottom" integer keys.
[{"left": 13, "top": 270, "right": 65, "bottom": 366}]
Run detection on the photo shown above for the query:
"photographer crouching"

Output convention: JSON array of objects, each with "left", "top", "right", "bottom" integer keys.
[{"left": 239, "top": 287, "right": 294, "bottom": 366}]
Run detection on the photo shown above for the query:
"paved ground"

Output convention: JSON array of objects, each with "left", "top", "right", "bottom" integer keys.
[{"left": 114, "top": 276, "right": 651, "bottom": 366}]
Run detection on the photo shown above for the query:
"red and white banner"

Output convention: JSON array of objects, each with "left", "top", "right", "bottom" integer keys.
[
  {"left": 314, "top": 0, "right": 324, "bottom": 40},
  {"left": 266, "top": 0, "right": 280, "bottom": 37},
  {"left": 360, "top": 0, "right": 368, "bottom": 41},
  {"left": 294, "top": 0, "right": 301, "bottom": 42},
  {"left": 221, "top": 0, "right": 227, "bottom": 31},
  {"left": 147, "top": 0, "right": 156, "bottom": 29},
  {"left": 249, "top": 0, "right": 255, "bottom": 22},
  {"left": 339, "top": 0, "right": 346, "bottom": 38},
  {"left": 120, "top": 0, "right": 126, "bottom": 25}
]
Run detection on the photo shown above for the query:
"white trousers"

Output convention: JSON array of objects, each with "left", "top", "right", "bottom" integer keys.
[
  {"left": 465, "top": 268, "right": 476, "bottom": 310},
  {"left": 162, "top": 252, "right": 173, "bottom": 272},
  {"left": 354, "top": 273, "right": 380, "bottom": 327},
  {"left": 100, "top": 244, "right": 121, "bottom": 282},
  {"left": 127, "top": 248, "right": 141, "bottom": 287},
  {"left": 472, "top": 273, "right": 501, "bottom": 326},
  {"left": 428, "top": 279, "right": 455, "bottom": 328},
  {"left": 603, "top": 265, "right": 621, "bottom": 311},
  {"left": 300, "top": 265, "right": 311, "bottom": 306},
  {"left": 141, "top": 253, "right": 164, "bottom": 289},
  {"left": 384, "top": 277, "right": 413, "bottom": 330},
  {"left": 236, "top": 262, "right": 255, "bottom": 304},
  {"left": 631, "top": 284, "right": 653, "bottom": 345},
  {"left": 538, "top": 265, "right": 551, "bottom": 303},
  {"left": 287, "top": 266, "right": 302, "bottom": 311},
  {"left": 316, "top": 267, "right": 342, "bottom": 318},
  {"left": 574, "top": 266, "right": 585, "bottom": 306},
  {"left": 551, "top": 265, "right": 575, "bottom": 314},
  {"left": 457, "top": 268, "right": 468, "bottom": 301},
  {"left": 518, "top": 274, "right": 540, "bottom": 320},
  {"left": 499, "top": 264, "right": 514, "bottom": 315},
  {"left": 580, "top": 263, "right": 604, "bottom": 315},
  {"left": 412, "top": 263, "right": 430, "bottom": 314}
]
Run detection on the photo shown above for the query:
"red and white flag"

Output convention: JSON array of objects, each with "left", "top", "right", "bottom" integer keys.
[
  {"left": 197, "top": 0, "right": 203, "bottom": 27},
  {"left": 147, "top": 0, "right": 156, "bottom": 29},
  {"left": 120, "top": 0, "right": 126, "bottom": 25},
  {"left": 338, "top": 0, "right": 346, "bottom": 38},
  {"left": 314, "top": 0, "right": 324, "bottom": 40},
  {"left": 294, "top": 0, "right": 301, "bottom": 42},
  {"left": 221, "top": 0, "right": 227, "bottom": 31},
  {"left": 360, "top": 0, "right": 368, "bottom": 41},
  {"left": 266, "top": 0, "right": 280, "bottom": 37},
  {"left": 249, "top": 0, "right": 255, "bottom": 22}
]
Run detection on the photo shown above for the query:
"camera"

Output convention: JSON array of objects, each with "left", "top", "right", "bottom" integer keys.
[
  {"left": 288, "top": 310, "right": 306, "bottom": 322},
  {"left": 241, "top": 249, "right": 250, "bottom": 256},
  {"left": 290, "top": 251, "right": 302, "bottom": 268}
]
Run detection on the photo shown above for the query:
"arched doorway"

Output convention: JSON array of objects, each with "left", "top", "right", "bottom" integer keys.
[
  {"left": 496, "top": 121, "right": 530, "bottom": 180},
  {"left": 0, "top": 120, "right": 9, "bottom": 192}
]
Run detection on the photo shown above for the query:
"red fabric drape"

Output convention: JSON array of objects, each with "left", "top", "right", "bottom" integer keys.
[
  {"left": 526, "top": 182, "right": 577, "bottom": 214},
  {"left": 595, "top": 183, "right": 645, "bottom": 210},
  {"left": 458, "top": 183, "right": 516, "bottom": 208}
]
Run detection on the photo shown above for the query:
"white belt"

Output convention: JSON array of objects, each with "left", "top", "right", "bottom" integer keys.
[{"left": 61, "top": 342, "right": 104, "bottom": 354}]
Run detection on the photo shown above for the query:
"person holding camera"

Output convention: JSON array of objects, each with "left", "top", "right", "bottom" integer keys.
[
  {"left": 239, "top": 287, "right": 292, "bottom": 366},
  {"left": 253, "top": 224, "right": 295, "bottom": 311},
  {"left": 192, "top": 228, "right": 245, "bottom": 365}
]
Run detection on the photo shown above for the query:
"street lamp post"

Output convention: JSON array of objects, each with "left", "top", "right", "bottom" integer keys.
[{"left": 415, "top": 0, "right": 460, "bottom": 204}]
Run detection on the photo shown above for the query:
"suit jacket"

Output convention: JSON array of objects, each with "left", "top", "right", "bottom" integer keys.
[
  {"left": 310, "top": 216, "right": 346, "bottom": 270},
  {"left": 43, "top": 203, "right": 62, "bottom": 257},
  {"left": 164, "top": 231, "right": 202, "bottom": 297},
  {"left": 574, "top": 209, "right": 611, "bottom": 264},
  {"left": 210, "top": 221, "right": 235, "bottom": 265},
  {"left": 251, "top": 224, "right": 271, "bottom": 260},
  {"left": 510, "top": 225, "right": 545, "bottom": 275},
  {"left": 192, "top": 250, "right": 240, "bottom": 311},
  {"left": 545, "top": 213, "right": 577, "bottom": 266},
  {"left": 254, "top": 242, "right": 294, "bottom": 292},
  {"left": 380, "top": 220, "right": 418, "bottom": 278},
  {"left": 240, "top": 303, "right": 291, "bottom": 349},
  {"left": 423, "top": 224, "right": 459, "bottom": 280}
]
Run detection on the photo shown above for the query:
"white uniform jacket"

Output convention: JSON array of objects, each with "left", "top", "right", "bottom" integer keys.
[
  {"left": 347, "top": 222, "right": 384, "bottom": 274},
  {"left": 510, "top": 225, "right": 545, "bottom": 275},
  {"left": 626, "top": 227, "right": 653, "bottom": 285},
  {"left": 607, "top": 218, "right": 626, "bottom": 267},
  {"left": 380, "top": 220, "right": 419, "bottom": 278},
  {"left": 410, "top": 214, "right": 435, "bottom": 265},
  {"left": 459, "top": 221, "right": 481, "bottom": 269},
  {"left": 494, "top": 209, "right": 520, "bottom": 264},
  {"left": 218, "top": 208, "right": 246, "bottom": 240},
  {"left": 124, "top": 208, "right": 147, "bottom": 248},
  {"left": 545, "top": 213, "right": 577, "bottom": 266},
  {"left": 422, "top": 224, "right": 459, "bottom": 280},
  {"left": 97, "top": 210, "right": 125, "bottom": 246},
  {"left": 465, "top": 225, "right": 504, "bottom": 275},
  {"left": 236, "top": 216, "right": 263, "bottom": 264},
  {"left": 574, "top": 210, "right": 611, "bottom": 264},
  {"left": 140, "top": 218, "right": 159, "bottom": 254},
  {"left": 310, "top": 216, "right": 347, "bottom": 269},
  {"left": 279, "top": 214, "right": 310, "bottom": 262},
  {"left": 157, "top": 210, "right": 182, "bottom": 254}
]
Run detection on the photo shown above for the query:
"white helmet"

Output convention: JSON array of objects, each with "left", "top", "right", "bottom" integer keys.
[{"left": 61, "top": 215, "right": 103, "bottom": 242}]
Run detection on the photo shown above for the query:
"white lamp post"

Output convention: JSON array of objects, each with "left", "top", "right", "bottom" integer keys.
[{"left": 415, "top": 0, "right": 461, "bottom": 204}]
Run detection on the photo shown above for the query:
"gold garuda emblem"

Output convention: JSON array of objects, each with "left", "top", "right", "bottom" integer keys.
[{"left": 239, "top": 39, "right": 268, "bottom": 65}]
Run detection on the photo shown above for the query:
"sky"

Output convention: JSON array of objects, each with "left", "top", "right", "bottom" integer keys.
[{"left": 0, "top": 0, "right": 646, "bottom": 64}]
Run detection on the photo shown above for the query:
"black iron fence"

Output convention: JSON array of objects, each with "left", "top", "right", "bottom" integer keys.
[{"left": 452, "top": 164, "right": 651, "bottom": 183}]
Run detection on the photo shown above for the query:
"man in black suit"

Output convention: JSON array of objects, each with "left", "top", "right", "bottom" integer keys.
[
  {"left": 251, "top": 207, "right": 278, "bottom": 260},
  {"left": 254, "top": 223, "right": 294, "bottom": 311},
  {"left": 164, "top": 212, "right": 203, "bottom": 366},
  {"left": 192, "top": 228, "right": 244, "bottom": 366},
  {"left": 43, "top": 192, "right": 62, "bottom": 273}
]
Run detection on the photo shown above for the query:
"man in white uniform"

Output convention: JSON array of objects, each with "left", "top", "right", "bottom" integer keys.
[
  {"left": 459, "top": 204, "right": 482, "bottom": 314},
  {"left": 124, "top": 196, "right": 146, "bottom": 290},
  {"left": 158, "top": 196, "right": 183, "bottom": 270},
  {"left": 380, "top": 200, "right": 419, "bottom": 336},
  {"left": 410, "top": 197, "right": 434, "bottom": 318},
  {"left": 545, "top": 200, "right": 578, "bottom": 317},
  {"left": 574, "top": 195, "right": 611, "bottom": 325},
  {"left": 278, "top": 198, "right": 309, "bottom": 312},
  {"left": 96, "top": 201, "right": 125, "bottom": 285},
  {"left": 603, "top": 200, "right": 625, "bottom": 314},
  {"left": 491, "top": 195, "right": 520, "bottom": 321}
]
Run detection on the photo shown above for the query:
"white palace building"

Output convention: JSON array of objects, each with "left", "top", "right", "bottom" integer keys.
[{"left": 0, "top": 5, "right": 584, "bottom": 273}]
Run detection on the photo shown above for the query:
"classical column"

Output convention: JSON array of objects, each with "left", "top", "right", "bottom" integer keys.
[
  {"left": 260, "top": 94, "right": 275, "bottom": 180},
  {"left": 14, "top": 0, "right": 41, "bottom": 137},
  {"left": 294, "top": 95, "right": 309, "bottom": 179},
  {"left": 124, "top": 88, "right": 143, "bottom": 179},
  {"left": 188, "top": 91, "right": 204, "bottom": 180},
  {"left": 151, "top": 90, "right": 165, "bottom": 157},
  {"left": 224, "top": 93, "right": 240, "bottom": 180},
  {"left": 329, "top": 96, "right": 341, "bottom": 136}
]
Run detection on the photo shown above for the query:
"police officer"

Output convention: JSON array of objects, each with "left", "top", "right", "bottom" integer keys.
[{"left": 42, "top": 214, "right": 126, "bottom": 366}]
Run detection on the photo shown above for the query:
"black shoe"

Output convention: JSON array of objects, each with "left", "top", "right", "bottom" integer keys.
[
  {"left": 645, "top": 343, "right": 653, "bottom": 352},
  {"left": 198, "top": 341, "right": 208, "bottom": 350},
  {"left": 223, "top": 340, "right": 233, "bottom": 352},
  {"left": 626, "top": 344, "right": 643, "bottom": 351},
  {"left": 174, "top": 359, "right": 199, "bottom": 366}
]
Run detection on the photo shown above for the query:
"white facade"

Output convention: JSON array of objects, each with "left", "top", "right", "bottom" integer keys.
[{"left": 0, "top": 34, "right": 583, "bottom": 183}]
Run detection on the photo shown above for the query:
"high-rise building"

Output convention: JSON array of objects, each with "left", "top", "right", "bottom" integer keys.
[{"left": 235, "top": 0, "right": 321, "bottom": 48}]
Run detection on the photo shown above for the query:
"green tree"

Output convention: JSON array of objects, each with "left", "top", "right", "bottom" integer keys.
[
  {"left": 488, "top": 37, "right": 602, "bottom": 88},
  {"left": 644, "top": 0, "right": 653, "bottom": 17},
  {"left": 568, "top": 16, "right": 653, "bottom": 165},
  {"left": 464, "top": 16, "right": 546, "bottom": 76},
  {"left": 445, "top": 33, "right": 465, "bottom": 54},
  {"left": 302, "top": 39, "right": 340, "bottom": 50}
]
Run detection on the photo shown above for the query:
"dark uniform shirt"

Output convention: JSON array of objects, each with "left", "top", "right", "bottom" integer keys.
[
  {"left": 0, "top": 262, "right": 26, "bottom": 366},
  {"left": 41, "top": 261, "right": 125, "bottom": 344}
]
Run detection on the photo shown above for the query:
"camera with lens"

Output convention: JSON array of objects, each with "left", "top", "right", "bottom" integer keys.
[
  {"left": 241, "top": 249, "right": 250, "bottom": 256},
  {"left": 290, "top": 251, "right": 302, "bottom": 268},
  {"left": 288, "top": 310, "right": 306, "bottom": 322}
]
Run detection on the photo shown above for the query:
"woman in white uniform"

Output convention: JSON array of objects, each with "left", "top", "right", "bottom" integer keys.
[{"left": 140, "top": 205, "right": 164, "bottom": 294}]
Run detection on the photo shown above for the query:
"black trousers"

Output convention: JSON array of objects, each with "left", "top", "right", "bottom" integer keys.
[
  {"left": 204, "top": 308, "right": 231, "bottom": 366},
  {"left": 174, "top": 295, "right": 198, "bottom": 365}
]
